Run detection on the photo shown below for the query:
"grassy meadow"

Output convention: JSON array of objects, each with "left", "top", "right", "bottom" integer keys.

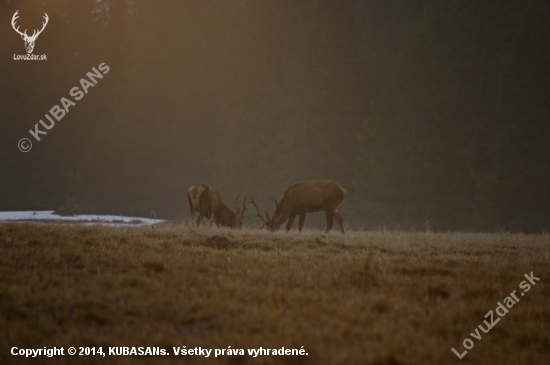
[{"left": 0, "top": 222, "right": 549, "bottom": 364}]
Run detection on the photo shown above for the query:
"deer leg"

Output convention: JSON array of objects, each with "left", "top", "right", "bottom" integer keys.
[
  {"left": 196, "top": 214, "right": 203, "bottom": 226},
  {"left": 334, "top": 209, "right": 344, "bottom": 234},
  {"left": 325, "top": 209, "right": 334, "bottom": 232},
  {"left": 298, "top": 213, "right": 306, "bottom": 231},
  {"left": 285, "top": 215, "right": 297, "bottom": 231}
]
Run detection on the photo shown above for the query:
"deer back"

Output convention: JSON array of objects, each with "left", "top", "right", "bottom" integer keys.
[{"left": 277, "top": 180, "right": 347, "bottom": 215}]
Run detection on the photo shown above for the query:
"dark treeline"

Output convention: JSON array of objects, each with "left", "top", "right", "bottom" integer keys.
[{"left": 1, "top": 0, "right": 549, "bottom": 232}]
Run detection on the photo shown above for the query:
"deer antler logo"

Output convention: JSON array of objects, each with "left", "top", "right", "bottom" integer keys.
[{"left": 11, "top": 11, "right": 49, "bottom": 54}]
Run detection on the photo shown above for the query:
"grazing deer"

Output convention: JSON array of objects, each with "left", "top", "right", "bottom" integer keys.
[
  {"left": 249, "top": 180, "right": 347, "bottom": 233},
  {"left": 187, "top": 184, "right": 248, "bottom": 228}
]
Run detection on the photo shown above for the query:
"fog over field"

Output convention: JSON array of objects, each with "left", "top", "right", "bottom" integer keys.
[{"left": 1, "top": 0, "right": 549, "bottom": 232}]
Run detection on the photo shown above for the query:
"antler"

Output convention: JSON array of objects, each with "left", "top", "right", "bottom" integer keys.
[
  {"left": 248, "top": 196, "right": 267, "bottom": 228},
  {"left": 270, "top": 198, "right": 279, "bottom": 208},
  {"left": 11, "top": 11, "right": 27, "bottom": 37},
  {"left": 235, "top": 193, "right": 242, "bottom": 212},
  {"left": 235, "top": 193, "right": 250, "bottom": 218},
  {"left": 30, "top": 13, "right": 48, "bottom": 39},
  {"left": 240, "top": 195, "right": 249, "bottom": 218},
  {"left": 12, "top": 12, "right": 48, "bottom": 40}
]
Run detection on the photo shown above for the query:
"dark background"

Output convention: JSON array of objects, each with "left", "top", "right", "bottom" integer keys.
[{"left": 1, "top": 0, "right": 549, "bottom": 232}]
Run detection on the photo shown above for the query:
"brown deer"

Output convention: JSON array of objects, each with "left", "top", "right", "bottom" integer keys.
[
  {"left": 249, "top": 180, "right": 347, "bottom": 233},
  {"left": 188, "top": 184, "right": 248, "bottom": 228}
]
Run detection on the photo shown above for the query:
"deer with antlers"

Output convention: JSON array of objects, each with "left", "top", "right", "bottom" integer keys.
[
  {"left": 11, "top": 11, "right": 49, "bottom": 54},
  {"left": 187, "top": 184, "right": 248, "bottom": 229},
  {"left": 249, "top": 180, "right": 347, "bottom": 233}
]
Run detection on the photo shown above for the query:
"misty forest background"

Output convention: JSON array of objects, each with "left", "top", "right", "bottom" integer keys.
[{"left": 1, "top": 0, "right": 549, "bottom": 232}]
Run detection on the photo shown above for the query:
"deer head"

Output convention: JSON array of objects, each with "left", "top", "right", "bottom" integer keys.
[{"left": 12, "top": 11, "right": 49, "bottom": 54}]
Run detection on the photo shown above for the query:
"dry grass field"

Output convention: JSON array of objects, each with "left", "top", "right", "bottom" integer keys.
[{"left": 0, "top": 223, "right": 549, "bottom": 365}]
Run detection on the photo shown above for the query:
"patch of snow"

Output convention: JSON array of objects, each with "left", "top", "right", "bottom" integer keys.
[{"left": 0, "top": 211, "right": 164, "bottom": 226}]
